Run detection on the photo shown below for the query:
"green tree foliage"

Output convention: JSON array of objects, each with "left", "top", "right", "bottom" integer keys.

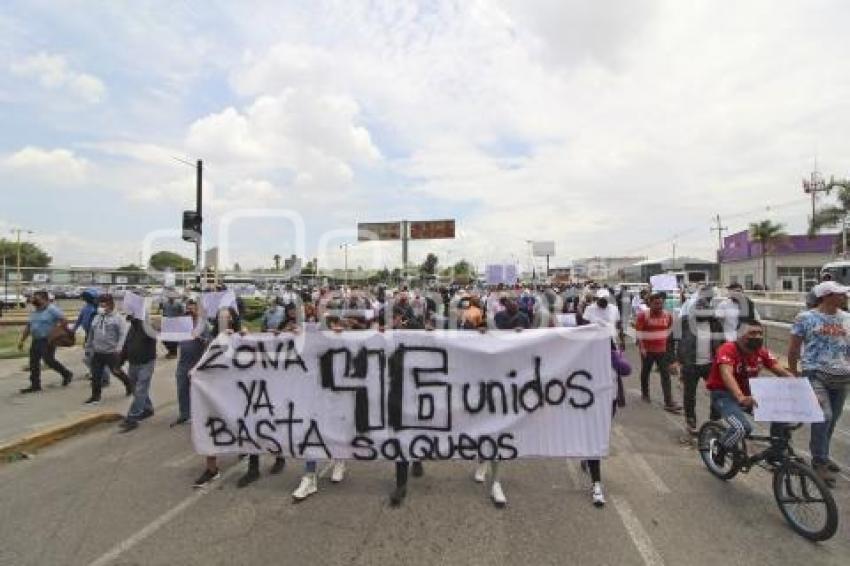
[
  {"left": 0, "top": 238, "right": 52, "bottom": 267},
  {"left": 149, "top": 251, "right": 194, "bottom": 271},
  {"left": 809, "top": 178, "right": 850, "bottom": 255},
  {"left": 301, "top": 260, "right": 316, "bottom": 275},
  {"left": 749, "top": 220, "right": 787, "bottom": 288},
  {"left": 419, "top": 253, "right": 439, "bottom": 276}
]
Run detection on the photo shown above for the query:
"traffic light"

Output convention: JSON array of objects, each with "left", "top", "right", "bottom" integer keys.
[{"left": 182, "top": 210, "right": 201, "bottom": 242}]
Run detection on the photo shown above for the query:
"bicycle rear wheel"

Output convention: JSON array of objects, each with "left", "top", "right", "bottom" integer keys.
[
  {"left": 697, "top": 421, "right": 740, "bottom": 480},
  {"left": 772, "top": 460, "right": 838, "bottom": 541}
]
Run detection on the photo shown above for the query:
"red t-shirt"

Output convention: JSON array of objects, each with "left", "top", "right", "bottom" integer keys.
[
  {"left": 706, "top": 342, "right": 779, "bottom": 396},
  {"left": 635, "top": 310, "right": 672, "bottom": 353}
]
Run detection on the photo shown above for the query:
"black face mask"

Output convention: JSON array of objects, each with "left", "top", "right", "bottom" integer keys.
[
  {"left": 745, "top": 337, "right": 763, "bottom": 351},
  {"left": 597, "top": 299, "right": 608, "bottom": 308}
]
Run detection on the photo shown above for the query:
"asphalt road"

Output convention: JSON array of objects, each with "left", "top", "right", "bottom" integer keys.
[{"left": 0, "top": 346, "right": 848, "bottom": 566}]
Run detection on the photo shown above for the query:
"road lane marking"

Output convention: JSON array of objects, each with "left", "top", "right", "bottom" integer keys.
[
  {"left": 85, "top": 464, "right": 242, "bottom": 566},
  {"left": 612, "top": 496, "right": 665, "bottom": 566},
  {"left": 613, "top": 425, "right": 671, "bottom": 495}
]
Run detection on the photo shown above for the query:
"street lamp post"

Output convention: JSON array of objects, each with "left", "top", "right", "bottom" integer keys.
[
  {"left": 339, "top": 243, "right": 352, "bottom": 286},
  {"left": 10, "top": 228, "right": 33, "bottom": 303}
]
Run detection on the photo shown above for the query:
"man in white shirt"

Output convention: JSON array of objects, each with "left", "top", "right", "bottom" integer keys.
[{"left": 582, "top": 289, "right": 621, "bottom": 340}]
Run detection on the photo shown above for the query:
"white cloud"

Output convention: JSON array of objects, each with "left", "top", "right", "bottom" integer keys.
[
  {"left": 2, "top": 146, "right": 89, "bottom": 185},
  {"left": 10, "top": 52, "right": 105, "bottom": 103},
  {"left": 185, "top": 89, "right": 381, "bottom": 194}
]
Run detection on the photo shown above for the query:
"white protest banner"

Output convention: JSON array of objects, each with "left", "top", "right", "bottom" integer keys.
[
  {"left": 191, "top": 326, "right": 615, "bottom": 461},
  {"left": 122, "top": 291, "right": 147, "bottom": 320},
  {"left": 750, "top": 378, "right": 825, "bottom": 423},
  {"left": 649, "top": 274, "right": 678, "bottom": 292},
  {"left": 201, "top": 290, "right": 238, "bottom": 316},
  {"left": 556, "top": 314, "right": 577, "bottom": 328},
  {"left": 159, "top": 316, "right": 196, "bottom": 342}
]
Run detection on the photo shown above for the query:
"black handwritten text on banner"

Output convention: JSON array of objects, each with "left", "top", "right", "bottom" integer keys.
[{"left": 190, "top": 327, "right": 615, "bottom": 461}]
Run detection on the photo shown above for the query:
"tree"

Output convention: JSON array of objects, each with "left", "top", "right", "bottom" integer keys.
[
  {"left": 233, "top": 262, "right": 242, "bottom": 273},
  {"left": 149, "top": 251, "right": 194, "bottom": 271},
  {"left": 0, "top": 238, "right": 51, "bottom": 267},
  {"left": 440, "top": 259, "right": 474, "bottom": 278},
  {"left": 273, "top": 254, "right": 281, "bottom": 271},
  {"left": 809, "top": 178, "right": 850, "bottom": 255},
  {"left": 419, "top": 253, "right": 439, "bottom": 276},
  {"left": 117, "top": 264, "right": 144, "bottom": 272},
  {"left": 749, "top": 220, "right": 787, "bottom": 288},
  {"left": 301, "top": 260, "right": 316, "bottom": 276}
]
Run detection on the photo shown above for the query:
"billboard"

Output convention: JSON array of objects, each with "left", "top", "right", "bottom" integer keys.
[
  {"left": 410, "top": 219, "right": 455, "bottom": 240},
  {"left": 532, "top": 241, "right": 555, "bottom": 257},
  {"left": 485, "top": 264, "right": 519, "bottom": 285},
  {"left": 358, "top": 222, "right": 402, "bottom": 241}
]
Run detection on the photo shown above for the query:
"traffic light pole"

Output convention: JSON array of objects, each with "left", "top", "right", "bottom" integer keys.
[{"left": 196, "top": 159, "right": 203, "bottom": 285}]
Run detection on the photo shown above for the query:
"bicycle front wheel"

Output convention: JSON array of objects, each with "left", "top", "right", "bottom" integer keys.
[
  {"left": 772, "top": 460, "right": 838, "bottom": 541},
  {"left": 697, "top": 421, "right": 740, "bottom": 480}
]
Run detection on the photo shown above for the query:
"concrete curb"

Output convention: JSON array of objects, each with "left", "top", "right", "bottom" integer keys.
[{"left": 0, "top": 411, "right": 122, "bottom": 462}]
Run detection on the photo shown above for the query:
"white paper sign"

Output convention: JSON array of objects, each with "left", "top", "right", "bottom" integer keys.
[
  {"left": 122, "top": 291, "right": 147, "bottom": 320},
  {"left": 191, "top": 326, "right": 615, "bottom": 460},
  {"left": 650, "top": 274, "right": 678, "bottom": 292},
  {"left": 201, "top": 290, "right": 238, "bottom": 316},
  {"left": 556, "top": 314, "right": 577, "bottom": 327},
  {"left": 159, "top": 316, "right": 196, "bottom": 342},
  {"left": 750, "top": 378, "right": 825, "bottom": 423}
]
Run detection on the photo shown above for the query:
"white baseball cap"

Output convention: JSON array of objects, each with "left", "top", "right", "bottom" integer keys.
[
  {"left": 812, "top": 281, "right": 850, "bottom": 298},
  {"left": 595, "top": 289, "right": 610, "bottom": 299}
]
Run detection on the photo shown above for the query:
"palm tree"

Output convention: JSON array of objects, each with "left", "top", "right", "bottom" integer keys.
[
  {"left": 749, "top": 220, "right": 787, "bottom": 289},
  {"left": 273, "top": 254, "right": 281, "bottom": 271},
  {"left": 809, "top": 179, "right": 850, "bottom": 256}
]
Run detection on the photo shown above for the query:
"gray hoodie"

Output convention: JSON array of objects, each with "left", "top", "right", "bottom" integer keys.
[{"left": 88, "top": 311, "right": 124, "bottom": 354}]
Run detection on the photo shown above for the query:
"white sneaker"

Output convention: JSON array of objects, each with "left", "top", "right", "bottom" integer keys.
[
  {"left": 592, "top": 482, "right": 605, "bottom": 507},
  {"left": 330, "top": 461, "right": 346, "bottom": 483},
  {"left": 292, "top": 474, "right": 318, "bottom": 502},
  {"left": 491, "top": 481, "right": 507, "bottom": 508},
  {"left": 474, "top": 462, "right": 488, "bottom": 483}
]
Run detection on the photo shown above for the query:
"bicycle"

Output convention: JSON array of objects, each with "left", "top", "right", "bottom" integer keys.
[{"left": 697, "top": 421, "right": 839, "bottom": 542}]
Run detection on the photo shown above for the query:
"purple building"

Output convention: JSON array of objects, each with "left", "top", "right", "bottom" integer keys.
[{"left": 719, "top": 230, "right": 836, "bottom": 291}]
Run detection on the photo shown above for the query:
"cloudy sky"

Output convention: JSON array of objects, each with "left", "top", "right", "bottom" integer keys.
[{"left": 1, "top": 0, "right": 848, "bottom": 272}]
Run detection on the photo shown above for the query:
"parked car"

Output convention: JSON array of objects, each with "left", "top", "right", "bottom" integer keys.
[{"left": 0, "top": 293, "right": 27, "bottom": 309}]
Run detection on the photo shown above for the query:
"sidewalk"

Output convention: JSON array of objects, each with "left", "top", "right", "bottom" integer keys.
[{"left": 0, "top": 345, "right": 179, "bottom": 453}]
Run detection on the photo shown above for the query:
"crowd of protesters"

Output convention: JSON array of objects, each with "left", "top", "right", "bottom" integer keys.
[{"left": 13, "top": 275, "right": 848, "bottom": 503}]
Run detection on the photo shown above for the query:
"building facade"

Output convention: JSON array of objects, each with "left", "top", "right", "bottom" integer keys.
[
  {"left": 571, "top": 256, "right": 646, "bottom": 282},
  {"left": 719, "top": 230, "right": 836, "bottom": 291},
  {"left": 622, "top": 257, "right": 719, "bottom": 284}
]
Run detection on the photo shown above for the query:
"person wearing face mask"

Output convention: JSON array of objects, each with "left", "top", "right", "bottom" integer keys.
[
  {"left": 635, "top": 292, "right": 681, "bottom": 413},
  {"left": 85, "top": 294, "right": 133, "bottom": 404},
  {"left": 172, "top": 299, "right": 210, "bottom": 428},
  {"left": 716, "top": 282, "right": 760, "bottom": 342},
  {"left": 787, "top": 281, "right": 850, "bottom": 487},
  {"left": 17, "top": 290, "right": 73, "bottom": 393},
  {"left": 676, "top": 287, "right": 723, "bottom": 433},
  {"left": 705, "top": 321, "right": 794, "bottom": 465},
  {"left": 580, "top": 289, "right": 621, "bottom": 341}
]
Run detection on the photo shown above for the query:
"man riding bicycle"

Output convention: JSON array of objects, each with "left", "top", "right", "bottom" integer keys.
[{"left": 705, "top": 321, "right": 795, "bottom": 462}]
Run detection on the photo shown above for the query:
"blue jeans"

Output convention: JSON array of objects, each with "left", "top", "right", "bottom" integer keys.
[
  {"left": 711, "top": 391, "right": 753, "bottom": 448},
  {"left": 175, "top": 361, "right": 192, "bottom": 420},
  {"left": 126, "top": 360, "right": 155, "bottom": 422},
  {"left": 807, "top": 371, "right": 849, "bottom": 464}
]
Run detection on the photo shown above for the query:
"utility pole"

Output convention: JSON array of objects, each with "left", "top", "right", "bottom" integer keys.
[
  {"left": 10, "top": 228, "right": 33, "bottom": 301},
  {"left": 195, "top": 159, "right": 203, "bottom": 285},
  {"left": 802, "top": 165, "right": 829, "bottom": 227},
  {"left": 711, "top": 214, "right": 728, "bottom": 259},
  {"left": 401, "top": 220, "right": 409, "bottom": 282},
  {"left": 339, "top": 243, "right": 351, "bottom": 286}
]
